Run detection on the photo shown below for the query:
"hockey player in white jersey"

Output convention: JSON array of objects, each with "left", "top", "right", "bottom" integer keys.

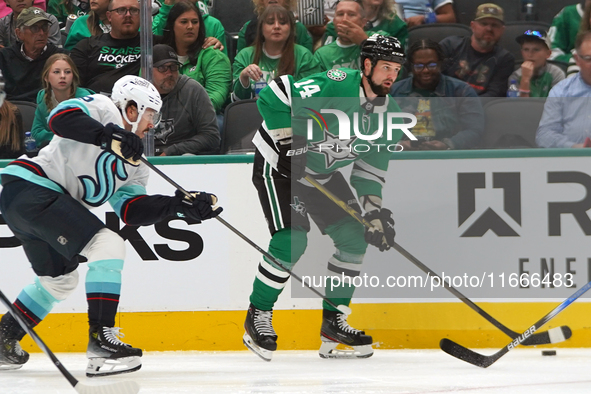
[{"left": 0, "top": 75, "right": 222, "bottom": 376}]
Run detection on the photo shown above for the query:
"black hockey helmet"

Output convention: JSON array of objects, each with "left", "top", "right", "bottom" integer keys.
[{"left": 360, "top": 34, "right": 406, "bottom": 68}]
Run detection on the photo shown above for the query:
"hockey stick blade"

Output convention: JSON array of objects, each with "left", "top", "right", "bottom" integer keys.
[
  {"left": 0, "top": 290, "right": 139, "bottom": 394},
  {"left": 75, "top": 380, "right": 140, "bottom": 394},
  {"left": 302, "top": 175, "right": 571, "bottom": 346},
  {"left": 439, "top": 280, "right": 591, "bottom": 368}
]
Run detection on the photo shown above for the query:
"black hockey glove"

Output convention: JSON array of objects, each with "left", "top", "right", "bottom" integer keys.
[
  {"left": 173, "top": 189, "right": 223, "bottom": 222},
  {"left": 276, "top": 135, "right": 307, "bottom": 180},
  {"left": 363, "top": 209, "right": 395, "bottom": 252},
  {"left": 100, "top": 123, "right": 144, "bottom": 165}
]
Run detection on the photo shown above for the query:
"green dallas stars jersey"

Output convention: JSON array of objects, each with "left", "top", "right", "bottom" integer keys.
[
  {"left": 253, "top": 69, "right": 405, "bottom": 199},
  {"left": 314, "top": 40, "right": 361, "bottom": 72},
  {"left": 548, "top": 3, "right": 583, "bottom": 63}
]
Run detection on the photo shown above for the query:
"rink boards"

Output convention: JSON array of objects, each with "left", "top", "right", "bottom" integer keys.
[{"left": 2, "top": 150, "right": 591, "bottom": 352}]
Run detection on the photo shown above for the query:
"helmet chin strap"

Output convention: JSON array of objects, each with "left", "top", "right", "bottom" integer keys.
[{"left": 121, "top": 106, "right": 140, "bottom": 134}]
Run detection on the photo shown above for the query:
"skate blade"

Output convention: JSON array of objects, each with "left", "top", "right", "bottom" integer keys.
[
  {"left": 243, "top": 332, "right": 273, "bottom": 362},
  {"left": 0, "top": 363, "right": 23, "bottom": 371},
  {"left": 86, "top": 356, "right": 142, "bottom": 378},
  {"left": 319, "top": 339, "right": 374, "bottom": 359}
]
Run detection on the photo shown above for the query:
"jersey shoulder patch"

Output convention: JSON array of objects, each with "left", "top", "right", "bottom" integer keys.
[{"left": 327, "top": 69, "right": 347, "bottom": 81}]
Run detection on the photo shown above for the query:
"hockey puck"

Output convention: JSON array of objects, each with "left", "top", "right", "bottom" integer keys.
[{"left": 542, "top": 350, "right": 557, "bottom": 356}]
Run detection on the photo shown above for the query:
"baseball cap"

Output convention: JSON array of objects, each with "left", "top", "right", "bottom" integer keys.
[
  {"left": 153, "top": 44, "right": 180, "bottom": 68},
  {"left": 16, "top": 7, "right": 52, "bottom": 29},
  {"left": 515, "top": 29, "right": 551, "bottom": 49},
  {"left": 474, "top": 3, "right": 504, "bottom": 23}
]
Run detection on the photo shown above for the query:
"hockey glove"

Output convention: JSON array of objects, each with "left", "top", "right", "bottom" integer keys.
[
  {"left": 363, "top": 208, "right": 395, "bottom": 252},
  {"left": 276, "top": 135, "right": 308, "bottom": 180},
  {"left": 173, "top": 189, "right": 223, "bottom": 222},
  {"left": 100, "top": 123, "right": 144, "bottom": 166}
]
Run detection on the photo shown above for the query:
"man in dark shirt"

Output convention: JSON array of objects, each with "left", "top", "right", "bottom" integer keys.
[
  {"left": 0, "top": 7, "right": 67, "bottom": 102},
  {"left": 439, "top": 3, "right": 514, "bottom": 97},
  {"left": 70, "top": 0, "right": 145, "bottom": 94}
]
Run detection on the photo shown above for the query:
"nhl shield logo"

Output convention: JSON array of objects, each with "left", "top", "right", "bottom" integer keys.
[{"left": 327, "top": 69, "right": 347, "bottom": 81}]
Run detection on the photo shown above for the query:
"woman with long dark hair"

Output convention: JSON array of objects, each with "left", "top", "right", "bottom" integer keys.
[
  {"left": 31, "top": 53, "right": 93, "bottom": 145},
  {"left": 233, "top": 5, "right": 320, "bottom": 101},
  {"left": 159, "top": 0, "right": 231, "bottom": 113}
]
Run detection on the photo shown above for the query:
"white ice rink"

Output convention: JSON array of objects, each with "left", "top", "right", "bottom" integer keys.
[{"left": 1, "top": 348, "right": 591, "bottom": 393}]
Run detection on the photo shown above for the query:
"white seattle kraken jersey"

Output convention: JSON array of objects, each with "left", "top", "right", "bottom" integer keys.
[{"left": 2, "top": 94, "right": 149, "bottom": 212}]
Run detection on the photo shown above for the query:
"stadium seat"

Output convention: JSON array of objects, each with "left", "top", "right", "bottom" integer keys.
[
  {"left": 535, "top": 0, "right": 579, "bottom": 24},
  {"left": 407, "top": 23, "right": 472, "bottom": 46},
  {"left": 10, "top": 100, "right": 37, "bottom": 134},
  {"left": 221, "top": 98, "right": 261, "bottom": 154},
  {"left": 209, "top": 0, "right": 256, "bottom": 37},
  {"left": 454, "top": 0, "right": 521, "bottom": 25},
  {"left": 482, "top": 98, "right": 546, "bottom": 148},
  {"left": 499, "top": 21, "right": 551, "bottom": 63}
]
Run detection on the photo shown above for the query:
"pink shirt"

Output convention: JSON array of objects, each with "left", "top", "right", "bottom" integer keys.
[{"left": 0, "top": 0, "right": 46, "bottom": 18}]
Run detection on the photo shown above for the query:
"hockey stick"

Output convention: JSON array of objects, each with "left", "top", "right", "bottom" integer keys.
[
  {"left": 138, "top": 156, "right": 352, "bottom": 315},
  {"left": 303, "top": 175, "right": 571, "bottom": 346},
  {"left": 0, "top": 290, "right": 140, "bottom": 394},
  {"left": 440, "top": 279, "right": 591, "bottom": 367}
]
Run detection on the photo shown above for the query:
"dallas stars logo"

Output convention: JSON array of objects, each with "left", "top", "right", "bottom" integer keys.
[
  {"left": 290, "top": 196, "right": 306, "bottom": 216},
  {"left": 305, "top": 107, "right": 358, "bottom": 168}
]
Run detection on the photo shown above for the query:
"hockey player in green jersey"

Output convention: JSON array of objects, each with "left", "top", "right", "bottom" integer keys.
[{"left": 244, "top": 34, "right": 406, "bottom": 361}]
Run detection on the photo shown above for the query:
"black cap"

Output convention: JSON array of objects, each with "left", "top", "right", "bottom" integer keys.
[{"left": 153, "top": 44, "right": 180, "bottom": 68}]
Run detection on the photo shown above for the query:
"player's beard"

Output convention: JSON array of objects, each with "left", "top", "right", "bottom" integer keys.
[{"left": 367, "top": 74, "right": 391, "bottom": 96}]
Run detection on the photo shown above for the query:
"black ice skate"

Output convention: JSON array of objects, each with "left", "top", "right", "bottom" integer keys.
[
  {"left": 243, "top": 303, "right": 278, "bottom": 362},
  {"left": 86, "top": 326, "right": 142, "bottom": 377},
  {"left": 319, "top": 309, "right": 373, "bottom": 359},
  {"left": 0, "top": 336, "right": 29, "bottom": 370},
  {"left": 0, "top": 313, "right": 29, "bottom": 370}
]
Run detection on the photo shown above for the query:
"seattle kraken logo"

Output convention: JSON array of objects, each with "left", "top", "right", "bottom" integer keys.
[{"left": 79, "top": 152, "right": 129, "bottom": 206}]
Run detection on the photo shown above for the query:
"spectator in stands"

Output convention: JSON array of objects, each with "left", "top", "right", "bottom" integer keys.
[
  {"left": 536, "top": 31, "right": 591, "bottom": 148},
  {"left": 0, "top": 7, "right": 68, "bottom": 102},
  {"left": 390, "top": 39, "right": 483, "bottom": 150},
  {"left": 440, "top": 3, "right": 514, "bottom": 97},
  {"left": 314, "top": 0, "right": 366, "bottom": 71},
  {"left": 71, "top": 0, "right": 150, "bottom": 94},
  {"left": 0, "top": 0, "right": 61, "bottom": 47},
  {"left": 0, "top": 0, "right": 44, "bottom": 18},
  {"left": 63, "top": 0, "right": 110, "bottom": 50},
  {"left": 158, "top": 1, "right": 231, "bottom": 115},
  {"left": 566, "top": 1, "right": 591, "bottom": 77},
  {"left": 398, "top": 0, "right": 456, "bottom": 28},
  {"left": 321, "top": 0, "right": 407, "bottom": 48},
  {"left": 31, "top": 53, "right": 93, "bottom": 146},
  {"left": 151, "top": 44, "right": 220, "bottom": 155},
  {"left": 153, "top": 0, "right": 228, "bottom": 55},
  {"left": 549, "top": 0, "right": 590, "bottom": 65},
  {"left": 236, "top": 0, "right": 313, "bottom": 54},
  {"left": 232, "top": 5, "right": 320, "bottom": 101},
  {"left": 509, "top": 30, "right": 564, "bottom": 98},
  {"left": 47, "top": 0, "right": 89, "bottom": 26},
  {"left": 0, "top": 100, "right": 24, "bottom": 159}
]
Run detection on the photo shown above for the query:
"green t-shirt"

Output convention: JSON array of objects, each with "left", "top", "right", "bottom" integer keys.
[
  {"left": 180, "top": 46, "right": 232, "bottom": 112},
  {"left": 314, "top": 40, "right": 361, "bottom": 71},
  {"left": 232, "top": 44, "right": 321, "bottom": 100},
  {"left": 64, "top": 14, "right": 110, "bottom": 50}
]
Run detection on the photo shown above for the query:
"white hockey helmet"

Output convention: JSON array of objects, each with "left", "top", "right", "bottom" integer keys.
[{"left": 111, "top": 75, "right": 162, "bottom": 133}]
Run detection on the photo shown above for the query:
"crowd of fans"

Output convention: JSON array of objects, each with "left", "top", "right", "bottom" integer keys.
[{"left": 0, "top": 0, "right": 587, "bottom": 157}]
